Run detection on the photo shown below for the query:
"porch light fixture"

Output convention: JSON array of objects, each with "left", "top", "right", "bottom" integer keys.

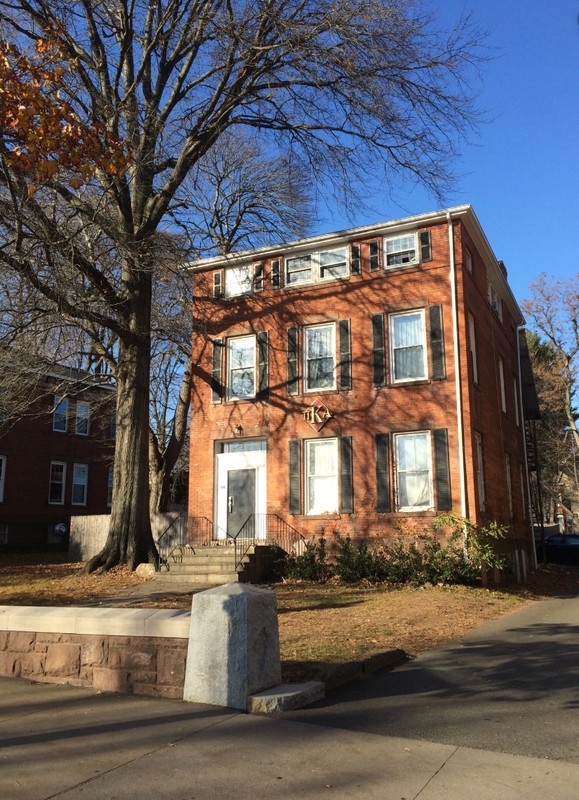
[{"left": 233, "top": 424, "right": 243, "bottom": 437}]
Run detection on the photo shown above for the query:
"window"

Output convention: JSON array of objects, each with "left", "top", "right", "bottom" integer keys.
[
  {"left": 389, "top": 310, "right": 427, "bottom": 382},
  {"left": 305, "top": 438, "right": 338, "bottom": 515},
  {"left": 474, "top": 433, "right": 486, "bottom": 511},
  {"left": 394, "top": 431, "right": 433, "bottom": 511},
  {"left": 285, "top": 247, "right": 349, "bottom": 286},
  {"left": 75, "top": 401, "right": 90, "bottom": 435},
  {"left": 285, "top": 253, "right": 312, "bottom": 286},
  {"left": 385, "top": 233, "right": 417, "bottom": 267},
  {"left": 107, "top": 465, "right": 113, "bottom": 507},
  {"left": 49, "top": 461, "right": 66, "bottom": 504},
  {"left": 227, "top": 335, "right": 256, "bottom": 400},
  {"left": 0, "top": 455, "right": 5, "bottom": 502},
  {"left": 319, "top": 247, "right": 348, "bottom": 279},
  {"left": 498, "top": 357, "right": 506, "bottom": 413},
  {"left": 304, "top": 323, "right": 336, "bottom": 391},
  {"left": 53, "top": 396, "right": 68, "bottom": 432},
  {"left": 72, "top": 463, "right": 88, "bottom": 505},
  {"left": 488, "top": 282, "right": 503, "bottom": 321},
  {"left": 465, "top": 247, "right": 473, "bottom": 273},
  {"left": 513, "top": 376, "right": 520, "bottom": 426},
  {"left": 468, "top": 313, "right": 478, "bottom": 383},
  {"left": 224, "top": 264, "right": 254, "bottom": 298}
]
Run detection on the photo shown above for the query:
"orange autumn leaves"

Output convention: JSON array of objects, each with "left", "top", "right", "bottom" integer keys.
[{"left": 0, "top": 38, "right": 128, "bottom": 190}]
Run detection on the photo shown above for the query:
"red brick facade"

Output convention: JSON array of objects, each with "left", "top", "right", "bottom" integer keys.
[
  {"left": 189, "top": 206, "right": 534, "bottom": 578},
  {"left": 0, "top": 374, "right": 115, "bottom": 550}
]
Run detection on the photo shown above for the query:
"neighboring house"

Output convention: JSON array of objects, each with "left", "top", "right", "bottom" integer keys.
[
  {"left": 188, "top": 205, "right": 537, "bottom": 581},
  {"left": 0, "top": 367, "right": 115, "bottom": 550}
]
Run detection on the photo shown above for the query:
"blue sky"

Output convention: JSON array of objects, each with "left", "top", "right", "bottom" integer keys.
[{"left": 317, "top": 1, "right": 579, "bottom": 307}]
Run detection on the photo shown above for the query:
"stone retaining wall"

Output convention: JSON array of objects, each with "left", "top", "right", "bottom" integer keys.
[{"left": 0, "top": 606, "right": 190, "bottom": 699}]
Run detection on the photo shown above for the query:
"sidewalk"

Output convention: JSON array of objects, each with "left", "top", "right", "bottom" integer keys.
[{"left": 2, "top": 675, "right": 578, "bottom": 800}]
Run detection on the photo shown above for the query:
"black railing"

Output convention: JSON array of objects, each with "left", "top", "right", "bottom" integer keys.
[
  {"left": 156, "top": 514, "right": 213, "bottom": 570},
  {"left": 232, "top": 513, "right": 307, "bottom": 572}
]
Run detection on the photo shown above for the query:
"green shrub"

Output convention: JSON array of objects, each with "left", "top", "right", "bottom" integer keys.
[{"left": 281, "top": 535, "right": 333, "bottom": 581}]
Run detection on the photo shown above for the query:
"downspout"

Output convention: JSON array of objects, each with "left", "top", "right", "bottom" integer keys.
[
  {"left": 447, "top": 211, "right": 468, "bottom": 523},
  {"left": 517, "top": 325, "right": 538, "bottom": 570}
]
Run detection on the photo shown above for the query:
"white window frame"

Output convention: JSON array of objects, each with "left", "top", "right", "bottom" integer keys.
[
  {"left": 224, "top": 264, "right": 254, "bottom": 298},
  {"left": 284, "top": 247, "right": 349, "bottom": 287},
  {"left": 468, "top": 312, "right": 478, "bottom": 383},
  {"left": 75, "top": 400, "right": 90, "bottom": 436},
  {"left": 107, "top": 465, "right": 114, "bottom": 507},
  {"left": 227, "top": 335, "right": 256, "bottom": 400},
  {"left": 285, "top": 253, "right": 313, "bottom": 286},
  {"left": 394, "top": 431, "right": 434, "bottom": 512},
  {"left": 465, "top": 247, "right": 473, "bottom": 273},
  {"left": 305, "top": 438, "right": 339, "bottom": 515},
  {"left": 71, "top": 463, "right": 89, "bottom": 506},
  {"left": 304, "top": 322, "right": 336, "bottom": 392},
  {"left": 488, "top": 282, "right": 503, "bottom": 321},
  {"left": 48, "top": 461, "right": 67, "bottom": 505},
  {"left": 475, "top": 432, "right": 486, "bottom": 512},
  {"left": 384, "top": 232, "right": 418, "bottom": 268},
  {"left": 498, "top": 357, "right": 507, "bottom": 413},
  {"left": 53, "top": 396, "right": 68, "bottom": 432},
  {"left": 0, "top": 455, "right": 5, "bottom": 502},
  {"left": 389, "top": 309, "right": 427, "bottom": 383}
]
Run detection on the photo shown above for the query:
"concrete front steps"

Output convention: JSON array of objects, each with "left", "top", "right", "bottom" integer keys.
[
  {"left": 158, "top": 546, "right": 240, "bottom": 584},
  {"left": 157, "top": 543, "right": 277, "bottom": 585}
]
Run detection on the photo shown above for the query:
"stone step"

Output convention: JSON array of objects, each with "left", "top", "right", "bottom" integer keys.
[{"left": 156, "top": 571, "right": 239, "bottom": 584}]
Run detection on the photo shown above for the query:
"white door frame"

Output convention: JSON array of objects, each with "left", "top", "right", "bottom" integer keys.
[{"left": 215, "top": 450, "right": 267, "bottom": 540}]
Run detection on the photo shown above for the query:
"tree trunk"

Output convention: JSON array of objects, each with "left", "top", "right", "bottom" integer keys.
[{"left": 86, "top": 297, "right": 157, "bottom": 571}]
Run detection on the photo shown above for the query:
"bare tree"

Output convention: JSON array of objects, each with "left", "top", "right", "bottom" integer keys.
[{"left": 0, "top": 0, "right": 484, "bottom": 570}]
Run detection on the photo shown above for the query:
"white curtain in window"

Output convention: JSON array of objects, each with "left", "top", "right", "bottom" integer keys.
[
  {"left": 393, "top": 313, "right": 424, "bottom": 379},
  {"left": 396, "top": 433, "right": 431, "bottom": 509},
  {"left": 306, "top": 326, "right": 334, "bottom": 389},
  {"left": 306, "top": 440, "right": 338, "bottom": 514}
]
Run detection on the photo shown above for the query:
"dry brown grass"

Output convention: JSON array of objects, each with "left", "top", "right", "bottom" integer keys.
[{"left": 2, "top": 553, "right": 578, "bottom": 682}]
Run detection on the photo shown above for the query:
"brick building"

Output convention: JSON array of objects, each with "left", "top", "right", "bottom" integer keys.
[
  {"left": 189, "top": 205, "right": 536, "bottom": 580},
  {"left": 0, "top": 368, "right": 115, "bottom": 550}
]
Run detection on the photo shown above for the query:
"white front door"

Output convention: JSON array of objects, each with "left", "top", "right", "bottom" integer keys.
[{"left": 215, "top": 446, "right": 266, "bottom": 540}]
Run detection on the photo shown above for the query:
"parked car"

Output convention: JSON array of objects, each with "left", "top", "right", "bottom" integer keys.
[{"left": 535, "top": 534, "right": 579, "bottom": 565}]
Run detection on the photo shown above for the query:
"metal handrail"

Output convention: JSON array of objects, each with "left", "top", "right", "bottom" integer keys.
[
  {"left": 156, "top": 515, "right": 213, "bottom": 570},
  {"left": 231, "top": 513, "right": 307, "bottom": 572}
]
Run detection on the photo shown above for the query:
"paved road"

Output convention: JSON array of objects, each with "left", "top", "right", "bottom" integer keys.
[{"left": 282, "top": 592, "right": 579, "bottom": 762}]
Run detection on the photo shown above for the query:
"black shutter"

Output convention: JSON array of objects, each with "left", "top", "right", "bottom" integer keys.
[
  {"left": 340, "top": 436, "right": 354, "bottom": 514},
  {"left": 369, "top": 240, "right": 381, "bottom": 272},
  {"left": 211, "top": 338, "right": 223, "bottom": 403},
  {"left": 212, "top": 271, "right": 223, "bottom": 298},
  {"left": 287, "top": 326, "right": 299, "bottom": 396},
  {"left": 420, "top": 230, "right": 432, "bottom": 262},
  {"left": 254, "top": 263, "right": 264, "bottom": 292},
  {"left": 339, "top": 319, "right": 352, "bottom": 391},
  {"left": 257, "top": 331, "right": 269, "bottom": 400},
  {"left": 351, "top": 244, "right": 361, "bottom": 275},
  {"left": 375, "top": 433, "right": 391, "bottom": 512},
  {"left": 289, "top": 439, "right": 301, "bottom": 515},
  {"left": 371, "top": 313, "right": 386, "bottom": 386},
  {"left": 429, "top": 304, "right": 446, "bottom": 380},
  {"left": 433, "top": 428, "right": 452, "bottom": 511},
  {"left": 271, "top": 259, "right": 282, "bottom": 289}
]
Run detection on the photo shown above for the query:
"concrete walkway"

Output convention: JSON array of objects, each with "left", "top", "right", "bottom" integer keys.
[
  {"left": 2, "top": 671, "right": 579, "bottom": 800},
  {"left": 4, "top": 588, "right": 579, "bottom": 798}
]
